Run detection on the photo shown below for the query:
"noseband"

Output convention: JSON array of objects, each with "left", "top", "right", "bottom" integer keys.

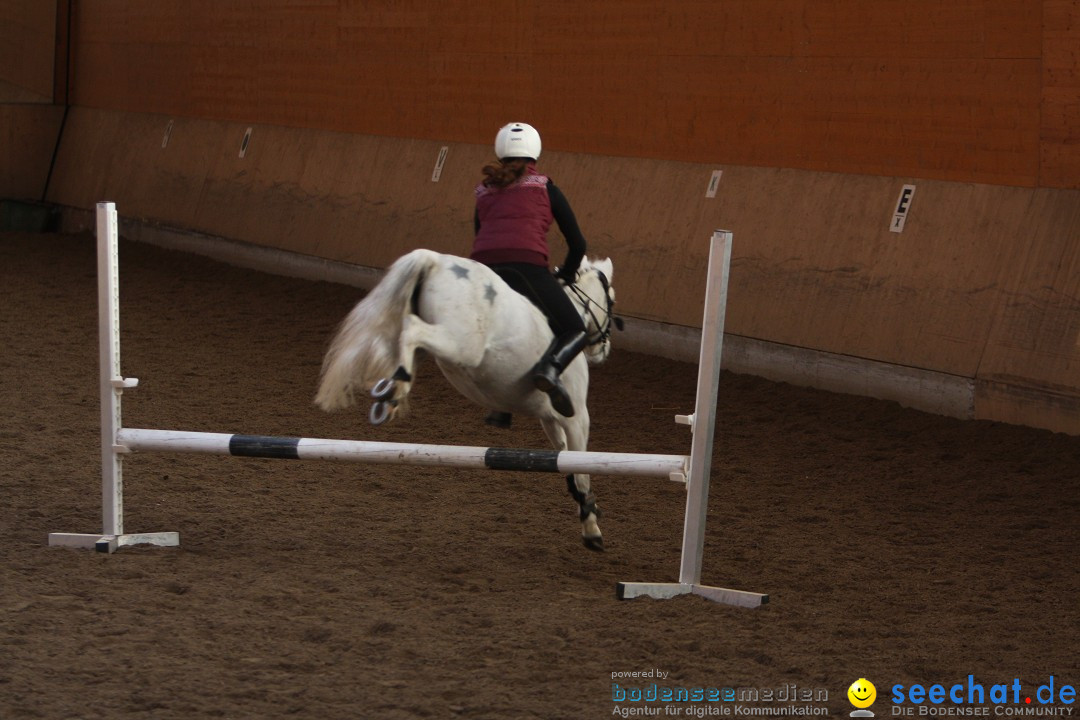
[{"left": 567, "top": 269, "right": 621, "bottom": 347}]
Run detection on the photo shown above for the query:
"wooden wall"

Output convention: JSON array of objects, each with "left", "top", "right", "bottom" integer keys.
[
  {"left": 45, "top": 107, "right": 1080, "bottom": 433},
  {"left": 7, "top": 1, "right": 1080, "bottom": 433}
]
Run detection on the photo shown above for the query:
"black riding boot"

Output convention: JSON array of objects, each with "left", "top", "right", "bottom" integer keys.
[{"left": 532, "top": 331, "right": 589, "bottom": 417}]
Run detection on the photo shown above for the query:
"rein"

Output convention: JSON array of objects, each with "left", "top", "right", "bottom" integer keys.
[{"left": 567, "top": 269, "right": 622, "bottom": 347}]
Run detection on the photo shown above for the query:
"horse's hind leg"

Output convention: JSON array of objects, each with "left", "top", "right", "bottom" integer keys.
[
  {"left": 368, "top": 364, "right": 414, "bottom": 424},
  {"left": 369, "top": 315, "right": 486, "bottom": 424},
  {"left": 366, "top": 314, "right": 425, "bottom": 424},
  {"left": 541, "top": 413, "right": 603, "bottom": 551}
]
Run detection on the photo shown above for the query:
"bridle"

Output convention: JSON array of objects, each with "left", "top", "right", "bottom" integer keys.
[{"left": 566, "top": 269, "right": 623, "bottom": 347}]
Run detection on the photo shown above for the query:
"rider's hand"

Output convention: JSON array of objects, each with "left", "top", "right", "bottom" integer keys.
[{"left": 554, "top": 266, "right": 577, "bottom": 284}]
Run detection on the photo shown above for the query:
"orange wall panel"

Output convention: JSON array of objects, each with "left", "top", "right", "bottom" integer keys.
[
  {"left": 61, "top": 0, "right": 1073, "bottom": 189},
  {"left": 1041, "top": 0, "right": 1080, "bottom": 188}
]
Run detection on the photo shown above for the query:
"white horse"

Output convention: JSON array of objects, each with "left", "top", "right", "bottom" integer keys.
[{"left": 314, "top": 249, "right": 619, "bottom": 550}]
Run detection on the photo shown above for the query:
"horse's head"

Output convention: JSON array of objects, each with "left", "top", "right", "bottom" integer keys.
[{"left": 565, "top": 256, "right": 621, "bottom": 365}]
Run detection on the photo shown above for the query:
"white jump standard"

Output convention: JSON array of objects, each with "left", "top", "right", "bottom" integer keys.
[
  {"left": 49, "top": 202, "right": 766, "bottom": 608},
  {"left": 615, "top": 227, "right": 767, "bottom": 607}
]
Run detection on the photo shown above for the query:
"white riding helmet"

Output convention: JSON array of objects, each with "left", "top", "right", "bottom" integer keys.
[{"left": 494, "top": 122, "right": 542, "bottom": 160}]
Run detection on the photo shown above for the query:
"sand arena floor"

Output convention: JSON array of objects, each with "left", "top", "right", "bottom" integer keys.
[{"left": 1, "top": 232, "right": 1077, "bottom": 719}]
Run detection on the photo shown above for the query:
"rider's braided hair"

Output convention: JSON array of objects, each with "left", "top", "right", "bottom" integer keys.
[{"left": 481, "top": 158, "right": 531, "bottom": 189}]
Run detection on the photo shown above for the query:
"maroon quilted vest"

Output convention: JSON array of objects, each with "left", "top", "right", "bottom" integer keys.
[{"left": 471, "top": 167, "right": 553, "bottom": 266}]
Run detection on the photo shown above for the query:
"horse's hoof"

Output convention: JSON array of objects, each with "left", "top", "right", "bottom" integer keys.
[
  {"left": 369, "top": 401, "right": 395, "bottom": 425},
  {"left": 370, "top": 378, "right": 397, "bottom": 401},
  {"left": 583, "top": 535, "right": 605, "bottom": 552}
]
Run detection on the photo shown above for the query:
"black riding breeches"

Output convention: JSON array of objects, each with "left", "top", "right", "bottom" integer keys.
[{"left": 488, "top": 262, "right": 586, "bottom": 339}]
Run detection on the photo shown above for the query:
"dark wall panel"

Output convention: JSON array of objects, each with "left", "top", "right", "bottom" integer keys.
[
  {"left": 0, "top": 0, "right": 56, "bottom": 102},
  {"left": 0, "top": 104, "right": 65, "bottom": 199}
]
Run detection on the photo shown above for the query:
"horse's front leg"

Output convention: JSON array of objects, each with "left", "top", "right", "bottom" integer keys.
[{"left": 541, "top": 412, "right": 603, "bottom": 551}]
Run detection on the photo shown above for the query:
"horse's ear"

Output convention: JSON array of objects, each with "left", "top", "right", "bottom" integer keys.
[{"left": 596, "top": 257, "right": 613, "bottom": 281}]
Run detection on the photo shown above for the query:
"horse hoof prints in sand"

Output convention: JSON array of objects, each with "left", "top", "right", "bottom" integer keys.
[{"left": 315, "top": 249, "right": 619, "bottom": 551}]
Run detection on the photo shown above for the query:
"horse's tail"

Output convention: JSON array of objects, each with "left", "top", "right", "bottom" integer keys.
[{"left": 314, "top": 249, "right": 437, "bottom": 412}]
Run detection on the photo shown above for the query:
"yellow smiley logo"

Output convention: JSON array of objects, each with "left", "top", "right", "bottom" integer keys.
[{"left": 848, "top": 678, "right": 877, "bottom": 708}]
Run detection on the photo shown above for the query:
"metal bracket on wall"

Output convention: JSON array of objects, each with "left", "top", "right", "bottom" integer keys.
[
  {"left": 706, "top": 169, "right": 723, "bottom": 198},
  {"left": 161, "top": 119, "right": 174, "bottom": 149},
  {"left": 239, "top": 127, "right": 253, "bottom": 159},
  {"left": 431, "top": 146, "right": 449, "bottom": 182},
  {"left": 890, "top": 184, "right": 916, "bottom": 233}
]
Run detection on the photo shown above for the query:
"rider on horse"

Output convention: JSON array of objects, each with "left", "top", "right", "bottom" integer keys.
[{"left": 471, "top": 122, "right": 589, "bottom": 421}]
